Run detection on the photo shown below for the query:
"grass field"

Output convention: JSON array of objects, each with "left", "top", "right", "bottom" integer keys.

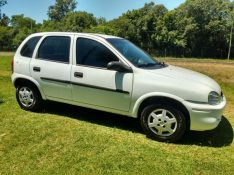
[{"left": 0, "top": 54, "right": 234, "bottom": 175}]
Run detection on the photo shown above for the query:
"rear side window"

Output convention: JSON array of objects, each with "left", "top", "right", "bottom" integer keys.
[
  {"left": 76, "top": 38, "right": 118, "bottom": 68},
  {"left": 38, "top": 36, "right": 71, "bottom": 63},
  {"left": 20, "top": 36, "right": 41, "bottom": 58}
]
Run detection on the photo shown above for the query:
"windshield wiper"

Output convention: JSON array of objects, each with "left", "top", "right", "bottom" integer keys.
[
  {"left": 138, "top": 63, "right": 157, "bottom": 67},
  {"left": 158, "top": 61, "right": 166, "bottom": 66},
  {"left": 138, "top": 62, "right": 166, "bottom": 67}
]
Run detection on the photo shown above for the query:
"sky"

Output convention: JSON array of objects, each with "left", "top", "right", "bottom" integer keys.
[{"left": 1, "top": 0, "right": 185, "bottom": 23}]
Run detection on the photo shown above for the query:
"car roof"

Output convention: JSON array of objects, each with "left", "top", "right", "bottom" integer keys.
[{"left": 30, "top": 32, "right": 122, "bottom": 40}]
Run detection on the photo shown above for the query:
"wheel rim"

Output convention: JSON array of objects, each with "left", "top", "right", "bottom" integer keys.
[
  {"left": 147, "top": 109, "right": 177, "bottom": 137},
  {"left": 18, "top": 87, "right": 34, "bottom": 108}
]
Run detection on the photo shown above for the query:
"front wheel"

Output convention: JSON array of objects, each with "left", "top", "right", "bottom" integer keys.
[
  {"left": 16, "top": 85, "right": 43, "bottom": 112},
  {"left": 140, "top": 104, "right": 187, "bottom": 143}
]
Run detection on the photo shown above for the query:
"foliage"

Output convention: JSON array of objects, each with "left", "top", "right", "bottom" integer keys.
[
  {"left": 48, "top": 0, "right": 77, "bottom": 21},
  {"left": 0, "top": 13, "right": 9, "bottom": 26},
  {"left": 0, "top": 0, "right": 6, "bottom": 7},
  {"left": 86, "top": 25, "right": 116, "bottom": 35},
  {"left": 11, "top": 14, "right": 36, "bottom": 29},
  {"left": 0, "top": 26, "right": 13, "bottom": 50},
  {"left": 0, "top": 0, "right": 7, "bottom": 19},
  {"left": 0, "top": 0, "right": 234, "bottom": 58},
  {"left": 10, "top": 14, "right": 39, "bottom": 48},
  {"left": 61, "top": 11, "right": 97, "bottom": 32},
  {"left": 179, "top": 0, "right": 231, "bottom": 57},
  {"left": 0, "top": 0, "right": 6, "bottom": 6},
  {"left": 40, "top": 11, "right": 98, "bottom": 32}
]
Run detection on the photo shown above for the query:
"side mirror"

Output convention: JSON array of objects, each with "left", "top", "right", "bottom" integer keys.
[{"left": 107, "top": 61, "right": 133, "bottom": 73}]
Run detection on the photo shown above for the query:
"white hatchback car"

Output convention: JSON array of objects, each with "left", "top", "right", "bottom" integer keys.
[{"left": 12, "top": 32, "right": 226, "bottom": 142}]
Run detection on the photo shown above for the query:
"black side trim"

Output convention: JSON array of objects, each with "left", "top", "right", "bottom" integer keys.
[
  {"left": 41, "top": 77, "right": 70, "bottom": 84},
  {"left": 40, "top": 77, "right": 129, "bottom": 94},
  {"left": 71, "top": 82, "right": 129, "bottom": 94},
  {"left": 186, "top": 100, "right": 208, "bottom": 104}
]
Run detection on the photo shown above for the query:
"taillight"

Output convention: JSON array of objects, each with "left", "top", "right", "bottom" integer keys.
[{"left": 11, "top": 58, "right": 14, "bottom": 73}]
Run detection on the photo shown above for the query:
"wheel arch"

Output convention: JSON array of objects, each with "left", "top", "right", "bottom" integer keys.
[
  {"left": 13, "top": 77, "right": 46, "bottom": 100},
  {"left": 132, "top": 93, "right": 190, "bottom": 129}
]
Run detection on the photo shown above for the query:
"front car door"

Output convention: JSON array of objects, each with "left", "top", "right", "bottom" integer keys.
[
  {"left": 30, "top": 34, "right": 73, "bottom": 100},
  {"left": 71, "top": 36, "right": 133, "bottom": 112}
]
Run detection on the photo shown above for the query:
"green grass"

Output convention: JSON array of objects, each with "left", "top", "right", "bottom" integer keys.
[{"left": 0, "top": 56, "right": 234, "bottom": 174}]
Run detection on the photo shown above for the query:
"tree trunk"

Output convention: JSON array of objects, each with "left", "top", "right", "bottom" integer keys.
[{"left": 228, "top": 22, "right": 233, "bottom": 60}]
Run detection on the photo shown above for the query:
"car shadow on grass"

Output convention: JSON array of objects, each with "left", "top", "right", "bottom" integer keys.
[
  {"left": 181, "top": 116, "right": 233, "bottom": 147},
  {"left": 0, "top": 98, "right": 4, "bottom": 105},
  {"left": 42, "top": 101, "right": 233, "bottom": 147},
  {"left": 42, "top": 101, "right": 142, "bottom": 134}
]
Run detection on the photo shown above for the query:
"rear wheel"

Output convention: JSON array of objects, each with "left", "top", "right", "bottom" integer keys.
[
  {"left": 16, "top": 85, "right": 43, "bottom": 112},
  {"left": 140, "top": 104, "right": 187, "bottom": 142}
]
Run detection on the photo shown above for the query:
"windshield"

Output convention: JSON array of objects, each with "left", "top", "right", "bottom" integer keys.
[{"left": 107, "top": 38, "right": 159, "bottom": 68}]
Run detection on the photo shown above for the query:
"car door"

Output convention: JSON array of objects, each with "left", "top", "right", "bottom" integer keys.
[
  {"left": 71, "top": 36, "right": 133, "bottom": 111},
  {"left": 14, "top": 36, "right": 42, "bottom": 77},
  {"left": 30, "top": 35, "right": 73, "bottom": 100}
]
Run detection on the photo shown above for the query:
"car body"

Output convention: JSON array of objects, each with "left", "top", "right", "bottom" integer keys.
[{"left": 11, "top": 32, "right": 226, "bottom": 142}]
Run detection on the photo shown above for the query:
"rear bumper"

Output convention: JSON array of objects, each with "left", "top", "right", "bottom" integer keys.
[{"left": 185, "top": 96, "right": 226, "bottom": 131}]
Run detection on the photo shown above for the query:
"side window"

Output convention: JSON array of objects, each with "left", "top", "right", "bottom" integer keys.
[
  {"left": 20, "top": 36, "right": 41, "bottom": 58},
  {"left": 38, "top": 36, "right": 71, "bottom": 63},
  {"left": 76, "top": 38, "right": 118, "bottom": 68}
]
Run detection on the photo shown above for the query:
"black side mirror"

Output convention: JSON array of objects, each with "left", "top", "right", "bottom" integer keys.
[{"left": 107, "top": 61, "right": 133, "bottom": 73}]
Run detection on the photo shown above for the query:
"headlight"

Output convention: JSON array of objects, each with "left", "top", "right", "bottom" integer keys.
[{"left": 208, "top": 91, "right": 222, "bottom": 105}]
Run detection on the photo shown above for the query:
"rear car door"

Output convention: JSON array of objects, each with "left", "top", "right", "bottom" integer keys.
[
  {"left": 30, "top": 35, "right": 73, "bottom": 100},
  {"left": 71, "top": 36, "right": 133, "bottom": 111},
  {"left": 14, "top": 36, "right": 41, "bottom": 77}
]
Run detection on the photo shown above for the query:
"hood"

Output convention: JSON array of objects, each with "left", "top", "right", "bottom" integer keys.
[{"left": 146, "top": 65, "right": 221, "bottom": 93}]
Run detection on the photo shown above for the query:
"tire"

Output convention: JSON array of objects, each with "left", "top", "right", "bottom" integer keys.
[
  {"left": 16, "top": 84, "right": 43, "bottom": 112},
  {"left": 140, "top": 103, "right": 187, "bottom": 143}
]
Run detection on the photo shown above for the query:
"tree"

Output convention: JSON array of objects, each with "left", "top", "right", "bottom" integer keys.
[
  {"left": 180, "top": 0, "right": 231, "bottom": 58},
  {"left": 0, "top": 26, "right": 13, "bottom": 51},
  {"left": 48, "top": 0, "right": 77, "bottom": 21},
  {"left": 228, "top": 2, "right": 234, "bottom": 59},
  {"left": 0, "top": 0, "right": 7, "bottom": 19},
  {"left": 41, "top": 11, "right": 98, "bottom": 32},
  {"left": 40, "top": 20, "right": 62, "bottom": 32},
  {"left": 150, "top": 0, "right": 230, "bottom": 58},
  {"left": 97, "top": 17, "right": 107, "bottom": 25},
  {"left": 86, "top": 25, "right": 115, "bottom": 35},
  {"left": 10, "top": 15, "right": 38, "bottom": 48},
  {"left": 61, "top": 11, "right": 97, "bottom": 32},
  {"left": 0, "top": 13, "right": 9, "bottom": 26},
  {"left": 155, "top": 7, "right": 198, "bottom": 57},
  {"left": 11, "top": 14, "right": 36, "bottom": 30},
  {"left": 108, "top": 3, "right": 168, "bottom": 53},
  {"left": 12, "top": 27, "right": 31, "bottom": 47},
  {"left": 136, "top": 4, "right": 168, "bottom": 53}
]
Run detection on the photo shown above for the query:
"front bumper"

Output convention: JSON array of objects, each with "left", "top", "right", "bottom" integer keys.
[{"left": 185, "top": 96, "right": 226, "bottom": 131}]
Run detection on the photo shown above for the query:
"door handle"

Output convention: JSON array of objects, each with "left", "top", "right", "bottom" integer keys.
[
  {"left": 74, "top": 72, "right": 83, "bottom": 78},
  {"left": 33, "top": 66, "right": 41, "bottom": 72}
]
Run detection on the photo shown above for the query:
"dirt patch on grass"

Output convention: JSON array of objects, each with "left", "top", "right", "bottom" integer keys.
[
  {"left": 0, "top": 52, "right": 15, "bottom": 56},
  {"left": 0, "top": 71, "right": 11, "bottom": 77}
]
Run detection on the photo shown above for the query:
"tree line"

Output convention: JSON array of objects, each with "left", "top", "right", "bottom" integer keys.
[{"left": 0, "top": 0, "right": 234, "bottom": 59}]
